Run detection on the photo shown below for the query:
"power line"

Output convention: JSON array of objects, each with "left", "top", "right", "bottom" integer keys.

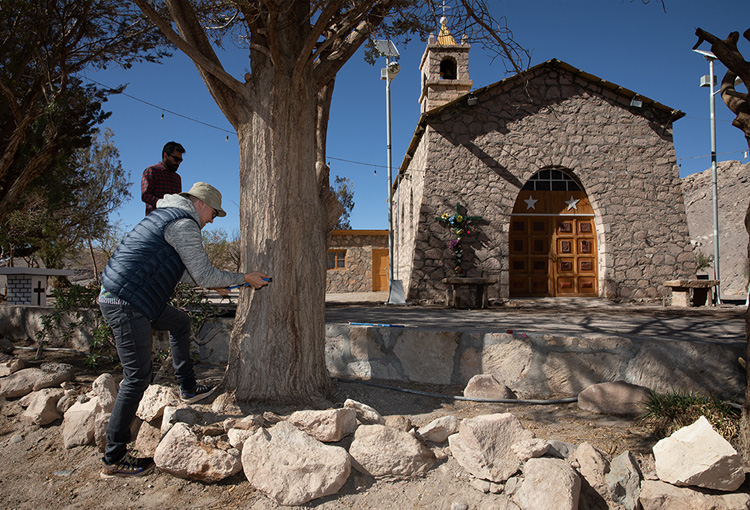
[
  {"left": 327, "top": 156, "right": 385, "bottom": 169},
  {"left": 81, "top": 75, "right": 389, "bottom": 170},
  {"left": 81, "top": 76, "right": 745, "bottom": 171},
  {"left": 677, "top": 149, "right": 748, "bottom": 162},
  {"left": 83, "top": 76, "right": 237, "bottom": 137}
]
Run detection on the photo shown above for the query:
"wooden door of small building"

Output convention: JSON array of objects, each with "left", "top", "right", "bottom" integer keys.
[
  {"left": 372, "top": 248, "right": 389, "bottom": 291},
  {"left": 508, "top": 169, "right": 598, "bottom": 297}
]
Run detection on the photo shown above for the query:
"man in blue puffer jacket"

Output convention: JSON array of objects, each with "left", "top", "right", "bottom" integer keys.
[{"left": 98, "top": 181, "right": 269, "bottom": 478}]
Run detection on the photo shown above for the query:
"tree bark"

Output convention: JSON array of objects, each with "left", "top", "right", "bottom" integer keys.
[
  {"left": 222, "top": 54, "right": 330, "bottom": 404},
  {"left": 742, "top": 202, "right": 750, "bottom": 461},
  {"left": 695, "top": 26, "right": 750, "bottom": 461}
]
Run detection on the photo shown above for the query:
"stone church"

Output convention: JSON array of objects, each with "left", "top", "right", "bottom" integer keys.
[{"left": 391, "top": 23, "right": 696, "bottom": 303}]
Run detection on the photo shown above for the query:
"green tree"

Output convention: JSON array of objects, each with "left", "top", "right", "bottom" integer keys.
[
  {"left": 133, "top": 0, "right": 528, "bottom": 403},
  {"left": 332, "top": 176, "right": 354, "bottom": 230},
  {"left": 0, "top": 0, "right": 166, "bottom": 221},
  {"left": 203, "top": 228, "right": 241, "bottom": 272},
  {"left": 0, "top": 129, "right": 131, "bottom": 270}
]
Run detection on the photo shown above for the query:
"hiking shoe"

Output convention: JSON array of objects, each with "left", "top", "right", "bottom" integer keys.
[
  {"left": 100, "top": 453, "right": 154, "bottom": 478},
  {"left": 180, "top": 383, "right": 215, "bottom": 403}
]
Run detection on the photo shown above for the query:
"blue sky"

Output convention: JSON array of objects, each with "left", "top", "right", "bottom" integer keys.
[{"left": 85, "top": 0, "right": 750, "bottom": 236}]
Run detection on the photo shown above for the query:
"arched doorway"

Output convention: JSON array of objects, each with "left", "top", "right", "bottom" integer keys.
[{"left": 509, "top": 168, "right": 598, "bottom": 297}]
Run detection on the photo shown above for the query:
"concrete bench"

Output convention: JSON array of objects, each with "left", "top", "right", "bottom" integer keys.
[
  {"left": 442, "top": 277, "right": 498, "bottom": 309},
  {"left": 664, "top": 279, "right": 719, "bottom": 307},
  {"left": 0, "top": 267, "right": 74, "bottom": 307}
]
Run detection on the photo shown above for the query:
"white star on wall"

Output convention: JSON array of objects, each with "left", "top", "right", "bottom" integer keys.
[
  {"left": 524, "top": 196, "right": 538, "bottom": 210},
  {"left": 565, "top": 196, "right": 580, "bottom": 211}
]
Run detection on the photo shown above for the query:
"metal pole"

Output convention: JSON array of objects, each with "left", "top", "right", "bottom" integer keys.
[
  {"left": 708, "top": 58, "right": 721, "bottom": 304},
  {"left": 386, "top": 59, "right": 394, "bottom": 286}
]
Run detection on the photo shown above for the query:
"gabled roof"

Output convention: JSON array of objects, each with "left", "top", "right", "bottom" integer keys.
[{"left": 395, "top": 58, "right": 685, "bottom": 190}]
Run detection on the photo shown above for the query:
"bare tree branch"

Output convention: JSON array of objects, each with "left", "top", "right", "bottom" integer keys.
[{"left": 133, "top": 0, "right": 246, "bottom": 98}]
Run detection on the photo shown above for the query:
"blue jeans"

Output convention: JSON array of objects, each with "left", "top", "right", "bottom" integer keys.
[{"left": 99, "top": 302, "right": 196, "bottom": 463}]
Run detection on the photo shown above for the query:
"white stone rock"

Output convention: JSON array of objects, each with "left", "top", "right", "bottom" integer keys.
[
  {"left": 134, "top": 419, "right": 163, "bottom": 457},
  {"left": 573, "top": 441, "right": 610, "bottom": 497},
  {"left": 513, "top": 458, "right": 581, "bottom": 510},
  {"left": 230, "top": 414, "right": 263, "bottom": 431},
  {"left": 0, "top": 368, "right": 47, "bottom": 398},
  {"left": 639, "top": 479, "right": 750, "bottom": 510},
  {"left": 160, "top": 405, "right": 203, "bottom": 437},
  {"left": 94, "top": 413, "right": 110, "bottom": 452},
  {"left": 384, "top": 414, "right": 412, "bottom": 432},
  {"left": 136, "top": 384, "right": 178, "bottom": 422},
  {"left": 577, "top": 381, "right": 650, "bottom": 416},
  {"left": 90, "top": 373, "right": 118, "bottom": 413},
  {"left": 287, "top": 408, "right": 358, "bottom": 442},
  {"left": 464, "top": 373, "right": 516, "bottom": 400},
  {"left": 605, "top": 451, "right": 642, "bottom": 510},
  {"left": 546, "top": 440, "right": 577, "bottom": 459},
  {"left": 56, "top": 390, "right": 77, "bottom": 414},
  {"left": 61, "top": 397, "right": 100, "bottom": 449},
  {"left": 241, "top": 421, "right": 351, "bottom": 506},
  {"left": 227, "top": 428, "right": 255, "bottom": 450},
  {"left": 33, "top": 363, "right": 75, "bottom": 391},
  {"left": 653, "top": 416, "right": 745, "bottom": 491},
  {"left": 154, "top": 422, "right": 241, "bottom": 482},
  {"left": 19, "top": 388, "right": 64, "bottom": 426},
  {"left": 344, "top": 398, "right": 385, "bottom": 424},
  {"left": 0, "top": 358, "right": 25, "bottom": 377},
  {"left": 511, "top": 437, "right": 549, "bottom": 463},
  {"left": 417, "top": 415, "right": 460, "bottom": 443},
  {"left": 448, "top": 413, "right": 535, "bottom": 483},
  {"left": 348, "top": 423, "right": 434, "bottom": 478}
]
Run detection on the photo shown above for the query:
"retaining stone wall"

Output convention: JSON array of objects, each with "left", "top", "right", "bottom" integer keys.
[{"left": 1, "top": 307, "right": 742, "bottom": 400}]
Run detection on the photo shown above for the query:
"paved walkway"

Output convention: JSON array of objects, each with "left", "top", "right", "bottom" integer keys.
[{"left": 325, "top": 293, "right": 746, "bottom": 347}]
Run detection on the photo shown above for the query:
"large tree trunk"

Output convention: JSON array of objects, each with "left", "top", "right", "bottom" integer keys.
[
  {"left": 222, "top": 64, "right": 330, "bottom": 404},
  {"left": 134, "top": 0, "right": 395, "bottom": 404},
  {"left": 742, "top": 202, "right": 750, "bottom": 460}
]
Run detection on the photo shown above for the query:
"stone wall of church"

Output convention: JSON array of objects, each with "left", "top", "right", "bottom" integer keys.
[
  {"left": 398, "top": 64, "right": 696, "bottom": 303},
  {"left": 393, "top": 137, "right": 429, "bottom": 295}
]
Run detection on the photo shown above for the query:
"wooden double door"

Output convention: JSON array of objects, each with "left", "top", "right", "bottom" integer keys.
[{"left": 509, "top": 191, "right": 598, "bottom": 297}]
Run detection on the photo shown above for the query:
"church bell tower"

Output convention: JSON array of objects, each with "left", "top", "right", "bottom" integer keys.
[{"left": 418, "top": 17, "right": 473, "bottom": 113}]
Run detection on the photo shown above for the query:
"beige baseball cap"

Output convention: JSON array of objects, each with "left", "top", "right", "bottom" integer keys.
[{"left": 180, "top": 182, "right": 227, "bottom": 217}]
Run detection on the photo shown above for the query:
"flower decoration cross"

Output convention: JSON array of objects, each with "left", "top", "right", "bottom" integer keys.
[{"left": 436, "top": 202, "right": 484, "bottom": 277}]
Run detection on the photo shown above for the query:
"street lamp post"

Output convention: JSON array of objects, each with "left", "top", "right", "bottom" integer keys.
[
  {"left": 694, "top": 48, "right": 721, "bottom": 305},
  {"left": 374, "top": 39, "right": 405, "bottom": 304}
]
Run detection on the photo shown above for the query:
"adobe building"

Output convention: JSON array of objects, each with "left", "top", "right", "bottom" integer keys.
[
  {"left": 392, "top": 23, "right": 696, "bottom": 303},
  {"left": 326, "top": 230, "right": 389, "bottom": 292}
]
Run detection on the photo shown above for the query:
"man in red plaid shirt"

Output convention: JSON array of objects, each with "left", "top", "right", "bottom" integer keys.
[{"left": 141, "top": 141, "right": 185, "bottom": 215}]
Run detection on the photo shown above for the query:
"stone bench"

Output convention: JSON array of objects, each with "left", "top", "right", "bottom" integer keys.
[
  {"left": 0, "top": 267, "right": 74, "bottom": 307},
  {"left": 664, "top": 279, "right": 719, "bottom": 307},
  {"left": 442, "top": 277, "right": 498, "bottom": 309}
]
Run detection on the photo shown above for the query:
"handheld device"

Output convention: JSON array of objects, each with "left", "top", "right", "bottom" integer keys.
[{"left": 227, "top": 277, "right": 272, "bottom": 290}]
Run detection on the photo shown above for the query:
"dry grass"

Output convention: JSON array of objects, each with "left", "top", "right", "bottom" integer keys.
[{"left": 641, "top": 391, "right": 741, "bottom": 448}]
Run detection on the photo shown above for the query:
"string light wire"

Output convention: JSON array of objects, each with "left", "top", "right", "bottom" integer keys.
[
  {"left": 81, "top": 76, "right": 745, "bottom": 171},
  {"left": 81, "top": 75, "right": 390, "bottom": 171}
]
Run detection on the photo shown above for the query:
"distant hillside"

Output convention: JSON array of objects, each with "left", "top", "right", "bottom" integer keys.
[{"left": 681, "top": 160, "right": 750, "bottom": 299}]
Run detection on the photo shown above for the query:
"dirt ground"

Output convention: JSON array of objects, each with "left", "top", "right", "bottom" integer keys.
[{"left": 0, "top": 350, "right": 662, "bottom": 510}]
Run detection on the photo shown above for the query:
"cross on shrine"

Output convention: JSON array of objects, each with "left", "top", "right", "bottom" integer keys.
[{"left": 33, "top": 280, "right": 46, "bottom": 306}]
